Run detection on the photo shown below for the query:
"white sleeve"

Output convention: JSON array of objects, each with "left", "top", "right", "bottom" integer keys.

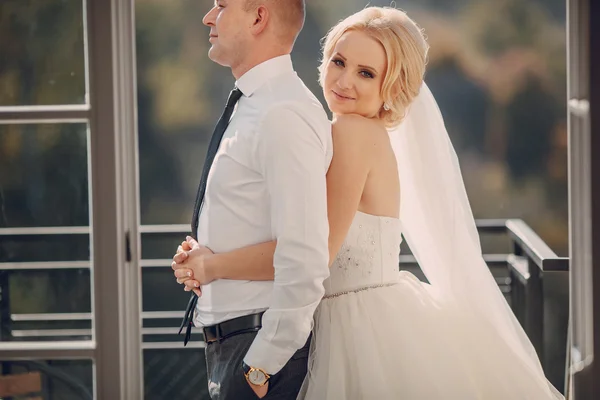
[{"left": 242, "top": 105, "right": 331, "bottom": 374}]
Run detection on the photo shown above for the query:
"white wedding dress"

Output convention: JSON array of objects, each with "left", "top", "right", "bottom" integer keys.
[{"left": 298, "top": 210, "right": 563, "bottom": 400}]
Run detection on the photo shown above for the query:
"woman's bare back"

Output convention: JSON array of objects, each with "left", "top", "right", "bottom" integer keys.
[{"left": 358, "top": 125, "right": 400, "bottom": 219}]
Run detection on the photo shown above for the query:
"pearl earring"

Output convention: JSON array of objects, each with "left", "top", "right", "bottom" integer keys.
[{"left": 383, "top": 103, "right": 390, "bottom": 111}]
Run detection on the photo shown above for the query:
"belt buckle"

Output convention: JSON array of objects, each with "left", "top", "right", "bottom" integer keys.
[
  {"left": 203, "top": 323, "right": 223, "bottom": 344},
  {"left": 215, "top": 324, "right": 222, "bottom": 343},
  {"left": 203, "top": 326, "right": 213, "bottom": 344}
]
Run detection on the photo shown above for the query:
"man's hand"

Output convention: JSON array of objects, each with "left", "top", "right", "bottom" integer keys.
[
  {"left": 246, "top": 379, "right": 269, "bottom": 398},
  {"left": 171, "top": 237, "right": 215, "bottom": 296}
]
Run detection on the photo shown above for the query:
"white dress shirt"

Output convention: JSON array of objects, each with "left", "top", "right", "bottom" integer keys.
[{"left": 193, "top": 54, "right": 332, "bottom": 374}]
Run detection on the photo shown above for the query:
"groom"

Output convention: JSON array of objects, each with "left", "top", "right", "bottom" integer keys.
[{"left": 173, "top": 1, "right": 332, "bottom": 399}]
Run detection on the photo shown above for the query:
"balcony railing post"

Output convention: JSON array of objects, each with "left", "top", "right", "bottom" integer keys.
[
  {"left": 524, "top": 258, "right": 544, "bottom": 361},
  {"left": 510, "top": 243, "right": 525, "bottom": 325},
  {"left": 510, "top": 241, "right": 545, "bottom": 362}
]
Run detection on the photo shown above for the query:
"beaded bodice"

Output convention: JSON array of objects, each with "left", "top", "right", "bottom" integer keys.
[{"left": 324, "top": 211, "right": 402, "bottom": 297}]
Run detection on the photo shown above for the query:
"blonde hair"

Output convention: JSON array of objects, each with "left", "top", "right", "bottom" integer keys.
[{"left": 319, "top": 7, "right": 429, "bottom": 127}]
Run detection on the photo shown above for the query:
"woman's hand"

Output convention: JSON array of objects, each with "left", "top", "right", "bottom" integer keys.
[{"left": 171, "top": 237, "right": 215, "bottom": 296}]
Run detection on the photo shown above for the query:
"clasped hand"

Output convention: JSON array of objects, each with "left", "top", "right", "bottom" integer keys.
[{"left": 171, "top": 236, "right": 215, "bottom": 296}]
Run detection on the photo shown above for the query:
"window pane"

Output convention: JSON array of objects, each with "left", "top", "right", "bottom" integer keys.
[
  {"left": 142, "top": 232, "right": 185, "bottom": 260},
  {"left": 142, "top": 268, "right": 188, "bottom": 312},
  {"left": 0, "top": 123, "right": 89, "bottom": 228},
  {"left": 0, "top": 0, "right": 87, "bottom": 106},
  {"left": 0, "top": 234, "right": 89, "bottom": 263},
  {"left": 144, "top": 349, "right": 208, "bottom": 400},
  {"left": 1, "top": 269, "right": 91, "bottom": 342},
  {"left": 0, "top": 359, "right": 93, "bottom": 399}
]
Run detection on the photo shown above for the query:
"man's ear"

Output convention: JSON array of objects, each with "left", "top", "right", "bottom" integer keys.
[{"left": 250, "top": 5, "right": 270, "bottom": 35}]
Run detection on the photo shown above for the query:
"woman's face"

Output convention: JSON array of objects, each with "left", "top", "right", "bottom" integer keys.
[{"left": 322, "top": 30, "right": 387, "bottom": 119}]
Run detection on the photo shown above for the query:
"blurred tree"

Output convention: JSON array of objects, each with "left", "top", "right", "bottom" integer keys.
[
  {"left": 0, "top": 0, "right": 85, "bottom": 105},
  {"left": 505, "top": 75, "right": 560, "bottom": 180},
  {"left": 426, "top": 56, "right": 489, "bottom": 153}
]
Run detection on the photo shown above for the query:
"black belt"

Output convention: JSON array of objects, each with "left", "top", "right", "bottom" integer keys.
[{"left": 202, "top": 311, "right": 265, "bottom": 343}]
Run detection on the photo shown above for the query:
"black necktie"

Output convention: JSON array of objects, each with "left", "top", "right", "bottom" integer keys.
[{"left": 179, "top": 87, "right": 243, "bottom": 345}]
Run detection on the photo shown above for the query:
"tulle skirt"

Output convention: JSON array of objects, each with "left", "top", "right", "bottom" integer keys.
[{"left": 298, "top": 271, "right": 563, "bottom": 400}]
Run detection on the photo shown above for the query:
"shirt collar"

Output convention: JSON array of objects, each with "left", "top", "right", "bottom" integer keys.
[{"left": 235, "top": 54, "right": 294, "bottom": 97}]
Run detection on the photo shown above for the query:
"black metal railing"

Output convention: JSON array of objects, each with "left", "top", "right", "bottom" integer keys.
[
  {"left": 505, "top": 220, "right": 568, "bottom": 361},
  {"left": 0, "top": 219, "right": 569, "bottom": 398},
  {"left": 396, "top": 218, "right": 569, "bottom": 382}
]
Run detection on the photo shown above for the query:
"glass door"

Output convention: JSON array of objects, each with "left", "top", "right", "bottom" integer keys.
[{"left": 0, "top": 0, "right": 142, "bottom": 397}]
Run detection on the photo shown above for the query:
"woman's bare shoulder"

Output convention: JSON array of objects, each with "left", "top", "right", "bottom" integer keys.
[{"left": 331, "top": 114, "right": 389, "bottom": 153}]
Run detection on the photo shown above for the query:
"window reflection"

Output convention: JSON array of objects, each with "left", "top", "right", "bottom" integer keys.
[
  {"left": 0, "top": 123, "right": 89, "bottom": 228},
  {"left": 0, "top": 0, "right": 87, "bottom": 106}
]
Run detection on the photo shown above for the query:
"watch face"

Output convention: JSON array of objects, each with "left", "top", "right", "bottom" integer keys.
[{"left": 248, "top": 369, "right": 266, "bottom": 385}]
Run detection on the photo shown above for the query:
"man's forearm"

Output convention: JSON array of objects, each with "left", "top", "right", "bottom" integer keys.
[{"left": 208, "top": 240, "right": 277, "bottom": 281}]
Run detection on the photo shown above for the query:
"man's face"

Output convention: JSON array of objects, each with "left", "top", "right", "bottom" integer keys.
[{"left": 202, "top": 0, "right": 254, "bottom": 67}]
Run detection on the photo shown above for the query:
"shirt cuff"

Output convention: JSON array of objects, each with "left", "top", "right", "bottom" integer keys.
[
  {"left": 242, "top": 330, "right": 309, "bottom": 375},
  {"left": 244, "top": 318, "right": 312, "bottom": 375}
]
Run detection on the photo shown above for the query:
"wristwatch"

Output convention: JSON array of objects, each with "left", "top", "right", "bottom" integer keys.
[{"left": 242, "top": 362, "right": 270, "bottom": 386}]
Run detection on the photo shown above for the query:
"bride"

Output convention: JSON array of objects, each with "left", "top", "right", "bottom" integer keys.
[{"left": 173, "top": 6, "right": 564, "bottom": 399}]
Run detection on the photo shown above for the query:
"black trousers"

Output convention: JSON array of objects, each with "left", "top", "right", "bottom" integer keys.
[{"left": 204, "top": 331, "right": 310, "bottom": 400}]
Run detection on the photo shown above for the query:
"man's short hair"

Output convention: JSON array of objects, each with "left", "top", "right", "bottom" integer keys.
[{"left": 244, "top": 0, "right": 306, "bottom": 43}]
